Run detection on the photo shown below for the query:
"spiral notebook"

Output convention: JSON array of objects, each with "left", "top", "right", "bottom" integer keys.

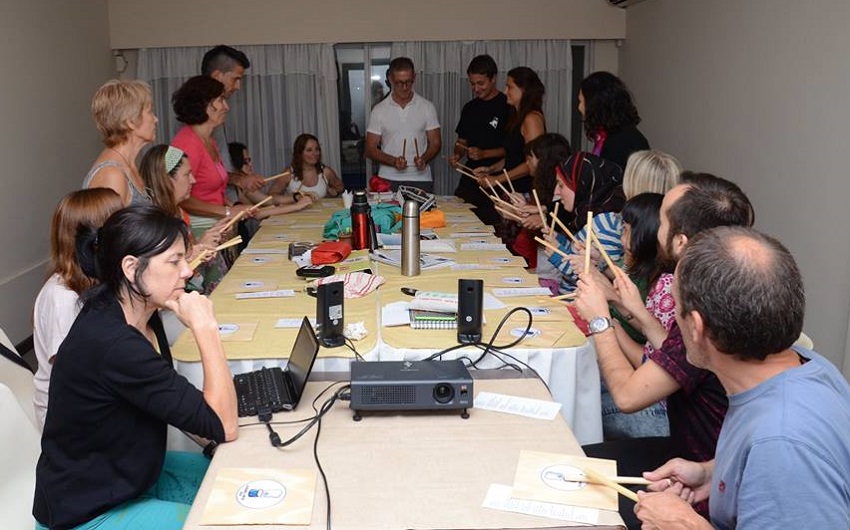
[{"left": 409, "top": 309, "right": 457, "bottom": 330}]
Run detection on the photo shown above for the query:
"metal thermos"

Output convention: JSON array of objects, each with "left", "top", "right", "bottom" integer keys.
[
  {"left": 401, "top": 200, "right": 420, "bottom": 276},
  {"left": 350, "top": 190, "right": 370, "bottom": 250}
]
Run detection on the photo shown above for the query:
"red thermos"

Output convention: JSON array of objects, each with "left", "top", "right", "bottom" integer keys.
[{"left": 351, "top": 190, "right": 374, "bottom": 250}]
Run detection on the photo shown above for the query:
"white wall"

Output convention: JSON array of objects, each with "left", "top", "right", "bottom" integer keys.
[
  {"left": 108, "top": 0, "right": 625, "bottom": 49},
  {"left": 620, "top": 0, "right": 850, "bottom": 370},
  {"left": 0, "top": 1, "right": 113, "bottom": 343}
]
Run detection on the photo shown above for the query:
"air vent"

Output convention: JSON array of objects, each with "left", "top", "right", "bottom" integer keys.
[{"left": 361, "top": 385, "right": 416, "bottom": 405}]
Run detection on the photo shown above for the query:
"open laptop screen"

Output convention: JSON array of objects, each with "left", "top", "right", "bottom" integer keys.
[{"left": 284, "top": 316, "right": 320, "bottom": 408}]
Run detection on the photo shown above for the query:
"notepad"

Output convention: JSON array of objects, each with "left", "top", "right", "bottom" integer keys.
[{"left": 409, "top": 309, "right": 457, "bottom": 330}]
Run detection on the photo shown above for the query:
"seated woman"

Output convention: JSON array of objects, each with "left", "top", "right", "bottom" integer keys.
[
  {"left": 278, "top": 134, "right": 345, "bottom": 199},
  {"left": 622, "top": 149, "right": 682, "bottom": 200},
  {"left": 83, "top": 80, "right": 157, "bottom": 206},
  {"left": 33, "top": 205, "right": 237, "bottom": 530},
  {"left": 589, "top": 193, "right": 672, "bottom": 441},
  {"left": 32, "top": 188, "right": 124, "bottom": 430},
  {"left": 226, "top": 141, "right": 314, "bottom": 213},
  {"left": 141, "top": 144, "right": 229, "bottom": 293},
  {"left": 541, "top": 152, "right": 626, "bottom": 293}
]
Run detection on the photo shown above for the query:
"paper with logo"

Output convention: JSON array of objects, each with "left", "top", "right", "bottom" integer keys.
[
  {"left": 512, "top": 450, "right": 618, "bottom": 511},
  {"left": 199, "top": 467, "right": 317, "bottom": 525}
]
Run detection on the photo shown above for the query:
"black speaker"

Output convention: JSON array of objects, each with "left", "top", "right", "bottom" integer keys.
[
  {"left": 316, "top": 281, "right": 345, "bottom": 348},
  {"left": 457, "top": 279, "right": 483, "bottom": 344}
]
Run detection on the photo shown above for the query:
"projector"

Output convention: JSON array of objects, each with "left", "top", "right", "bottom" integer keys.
[{"left": 349, "top": 360, "right": 473, "bottom": 420}]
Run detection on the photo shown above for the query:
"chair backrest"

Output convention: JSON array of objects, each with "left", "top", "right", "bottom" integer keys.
[
  {"left": 0, "top": 328, "right": 39, "bottom": 430},
  {"left": 0, "top": 382, "right": 40, "bottom": 528}
]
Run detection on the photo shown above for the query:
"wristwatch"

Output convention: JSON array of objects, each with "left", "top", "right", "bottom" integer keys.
[{"left": 588, "top": 316, "right": 613, "bottom": 335}]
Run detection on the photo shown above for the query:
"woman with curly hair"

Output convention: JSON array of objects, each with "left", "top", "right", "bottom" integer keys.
[
  {"left": 279, "top": 134, "right": 345, "bottom": 199},
  {"left": 578, "top": 71, "right": 649, "bottom": 169}
]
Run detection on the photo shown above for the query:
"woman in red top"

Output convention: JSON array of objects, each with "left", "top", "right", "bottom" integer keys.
[{"left": 170, "top": 76, "right": 255, "bottom": 238}]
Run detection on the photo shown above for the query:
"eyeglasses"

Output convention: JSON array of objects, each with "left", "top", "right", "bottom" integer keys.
[{"left": 393, "top": 80, "right": 414, "bottom": 87}]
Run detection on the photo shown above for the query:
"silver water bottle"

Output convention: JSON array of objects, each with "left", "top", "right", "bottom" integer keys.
[{"left": 401, "top": 200, "right": 420, "bottom": 276}]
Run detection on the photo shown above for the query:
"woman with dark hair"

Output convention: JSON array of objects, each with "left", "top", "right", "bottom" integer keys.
[
  {"left": 225, "top": 141, "right": 314, "bottom": 215},
  {"left": 171, "top": 76, "right": 255, "bottom": 237},
  {"left": 541, "top": 152, "right": 626, "bottom": 293},
  {"left": 579, "top": 71, "right": 649, "bottom": 169},
  {"left": 32, "top": 188, "right": 124, "bottom": 430},
  {"left": 281, "top": 134, "right": 345, "bottom": 199},
  {"left": 33, "top": 205, "right": 237, "bottom": 530},
  {"left": 474, "top": 66, "right": 546, "bottom": 193}
]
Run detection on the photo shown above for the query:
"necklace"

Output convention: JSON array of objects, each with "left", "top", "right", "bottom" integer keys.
[{"left": 109, "top": 147, "right": 151, "bottom": 199}]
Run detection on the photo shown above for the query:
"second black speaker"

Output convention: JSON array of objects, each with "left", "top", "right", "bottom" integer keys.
[{"left": 457, "top": 278, "right": 483, "bottom": 344}]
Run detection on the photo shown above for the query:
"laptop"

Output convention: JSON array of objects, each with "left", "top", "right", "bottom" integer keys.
[{"left": 234, "top": 317, "right": 320, "bottom": 417}]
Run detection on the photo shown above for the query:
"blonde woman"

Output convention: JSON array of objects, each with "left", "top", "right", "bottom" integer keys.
[
  {"left": 622, "top": 149, "right": 682, "bottom": 199},
  {"left": 83, "top": 79, "right": 157, "bottom": 206}
]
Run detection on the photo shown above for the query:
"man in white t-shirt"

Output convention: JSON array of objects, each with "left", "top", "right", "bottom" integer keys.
[{"left": 365, "top": 57, "right": 441, "bottom": 192}]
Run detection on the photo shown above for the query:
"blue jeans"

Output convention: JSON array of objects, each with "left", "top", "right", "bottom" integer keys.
[
  {"left": 36, "top": 451, "right": 209, "bottom": 530},
  {"left": 600, "top": 381, "right": 670, "bottom": 441}
]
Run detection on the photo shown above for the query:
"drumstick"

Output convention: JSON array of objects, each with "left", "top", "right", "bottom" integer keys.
[
  {"left": 531, "top": 189, "right": 546, "bottom": 225},
  {"left": 220, "top": 209, "right": 246, "bottom": 232},
  {"left": 402, "top": 138, "right": 407, "bottom": 159},
  {"left": 503, "top": 169, "right": 516, "bottom": 194},
  {"left": 454, "top": 141, "right": 469, "bottom": 151},
  {"left": 582, "top": 467, "right": 639, "bottom": 502},
  {"left": 455, "top": 167, "right": 478, "bottom": 180},
  {"left": 495, "top": 205, "right": 524, "bottom": 222},
  {"left": 485, "top": 178, "right": 500, "bottom": 197},
  {"left": 216, "top": 235, "right": 243, "bottom": 252},
  {"left": 247, "top": 195, "right": 273, "bottom": 211},
  {"left": 584, "top": 211, "right": 593, "bottom": 277},
  {"left": 553, "top": 292, "right": 576, "bottom": 301},
  {"left": 548, "top": 211, "right": 580, "bottom": 245},
  {"left": 589, "top": 230, "right": 617, "bottom": 272},
  {"left": 414, "top": 138, "right": 420, "bottom": 159},
  {"left": 188, "top": 249, "right": 211, "bottom": 271},
  {"left": 549, "top": 202, "right": 560, "bottom": 235},
  {"left": 264, "top": 169, "right": 291, "bottom": 182},
  {"left": 456, "top": 161, "right": 476, "bottom": 174},
  {"left": 495, "top": 179, "right": 512, "bottom": 197},
  {"left": 534, "top": 236, "right": 571, "bottom": 261}
]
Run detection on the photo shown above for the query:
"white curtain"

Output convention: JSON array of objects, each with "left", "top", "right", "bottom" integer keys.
[
  {"left": 390, "top": 40, "right": 573, "bottom": 195},
  {"left": 137, "top": 44, "right": 339, "bottom": 177}
]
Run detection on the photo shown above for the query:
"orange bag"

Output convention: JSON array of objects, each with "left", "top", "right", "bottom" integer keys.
[{"left": 311, "top": 241, "right": 352, "bottom": 264}]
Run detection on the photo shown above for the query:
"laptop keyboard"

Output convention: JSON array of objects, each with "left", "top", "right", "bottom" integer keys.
[{"left": 233, "top": 367, "right": 287, "bottom": 417}]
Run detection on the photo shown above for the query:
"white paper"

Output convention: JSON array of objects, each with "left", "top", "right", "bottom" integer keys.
[
  {"left": 450, "top": 231, "right": 493, "bottom": 237},
  {"left": 235, "top": 290, "right": 295, "bottom": 299},
  {"left": 382, "top": 301, "right": 411, "bottom": 327},
  {"left": 482, "top": 293, "right": 506, "bottom": 310},
  {"left": 474, "top": 391, "right": 562, "bottom": 420},
  {"left": 461, "top": 242, "right": 508, "bottom": 251},
  {"left": 491, "top": 287, "right": 553, "bottom": 297},
  {"left": 275, "top": 317, "right": 317, "bottom": 328},
  {"left": 450, "top": 264, "right": 500, "bottom": 271},
  {"left": 371, "top": 250, "right": 455, "bottom": 270},
  {"left": 482, "top": 484, "right": 600, "bottom": 525},
  {"left": 240, "top": 248, "right": 288, "bottom": 255}
]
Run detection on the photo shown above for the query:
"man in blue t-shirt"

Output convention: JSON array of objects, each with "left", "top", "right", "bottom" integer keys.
[{"left": 635, "top": 226, "right": 850, "bottom": 529}]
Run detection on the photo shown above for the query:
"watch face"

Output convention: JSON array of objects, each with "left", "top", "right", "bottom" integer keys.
[{"left": 589, "top": 317, "right": 611, "bottom": 334}]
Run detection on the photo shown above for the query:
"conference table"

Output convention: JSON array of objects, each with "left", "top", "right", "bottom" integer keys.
[
  {"left": 171, "top": 195, "right": 604, "bottom": 445},
  {"left": 182, "top": 373, "right": 626, "bottom": 529}
]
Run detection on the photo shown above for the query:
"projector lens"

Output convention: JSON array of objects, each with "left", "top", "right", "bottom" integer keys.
[{"left": 433, "top": 383, "right": 454, "bottom": 404}]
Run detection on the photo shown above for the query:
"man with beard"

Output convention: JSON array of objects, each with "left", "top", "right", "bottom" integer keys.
[{"left": 575, "top": 172, "right": 752, "bottom": 526}]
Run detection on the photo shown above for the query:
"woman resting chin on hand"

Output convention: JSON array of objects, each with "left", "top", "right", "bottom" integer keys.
[{"left": 33, "top": 205, "right": 237, "bottom": 530}]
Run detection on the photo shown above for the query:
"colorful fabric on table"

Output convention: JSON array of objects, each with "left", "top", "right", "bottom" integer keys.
[
  {"left": 313, "top": 272, "right": 386, "bottom": 298},
  {"left": 419, "top": 209, "right": 446, "bottom": 229},
  {"left": 322, "top": 203, "right": 402, "bottom": 239}
]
